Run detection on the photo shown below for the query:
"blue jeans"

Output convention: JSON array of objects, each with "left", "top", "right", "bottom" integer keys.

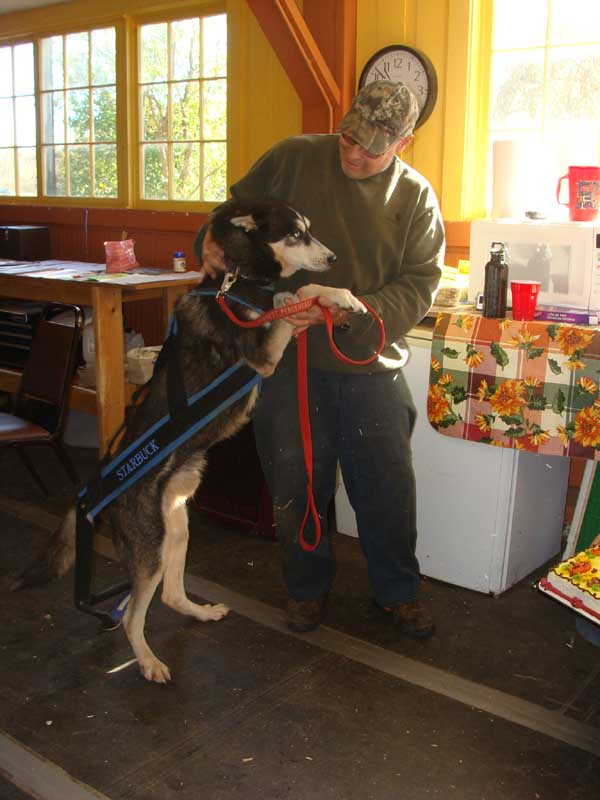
[{"left": 253, "top": 346, "right": 420, "bottom": 608}]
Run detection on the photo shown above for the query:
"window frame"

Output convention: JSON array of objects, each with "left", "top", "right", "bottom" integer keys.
[
  {"left": 441, "top": 0, "right": 494, "bottom": 222},
  {"left": 0, "top": 38, "right": 38, "bottom": 200},
  {"left": 131, "top": 1, "right": 227, "bottom": 213},
  {"left": 36, "top": 23, "right": 124, "bottom": 206}
]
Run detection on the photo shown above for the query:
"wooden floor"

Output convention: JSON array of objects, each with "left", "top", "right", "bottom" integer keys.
[{"left": 1, "top": 444, "right": 599, "bottom": 800}]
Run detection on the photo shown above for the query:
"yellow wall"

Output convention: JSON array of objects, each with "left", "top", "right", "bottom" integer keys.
[
  {"left": 0, "top": 0, "right": 489, "bottom": 219},
  {"left": 227, "top": 0, "right": 302, "bottom": 186}
]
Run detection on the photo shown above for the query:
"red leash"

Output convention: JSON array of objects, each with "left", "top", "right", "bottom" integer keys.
[{"left": 216, "top": 288, "right": 385, "bottom": 551}]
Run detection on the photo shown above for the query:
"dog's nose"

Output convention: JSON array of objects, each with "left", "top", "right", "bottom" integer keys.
[{"left": 327, "top": 253, "right": 337, "bottom": 264}]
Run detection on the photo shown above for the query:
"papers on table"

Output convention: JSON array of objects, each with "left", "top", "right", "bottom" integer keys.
[
  {"left": 83, "top": 271, "right": 203, "bottom": 284},
  {"left": 0, "top": 260, "right": 202, "bottom": 284},
  {"left": 0, "top": 260, "right": 106, "bottom": 277}
]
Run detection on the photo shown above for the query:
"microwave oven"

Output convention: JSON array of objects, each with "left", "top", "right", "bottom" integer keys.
[{"left": 468, "top": 220, "right": 600, "bottom": 311}]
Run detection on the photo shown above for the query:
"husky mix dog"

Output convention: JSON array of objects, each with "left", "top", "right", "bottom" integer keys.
[{"left": 12, "top": 198, "right": 366, "bottom": 683}]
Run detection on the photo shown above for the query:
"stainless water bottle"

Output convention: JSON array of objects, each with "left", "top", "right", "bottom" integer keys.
[{"left": 482, "top": 242, "right": 508, "bottom": 319}]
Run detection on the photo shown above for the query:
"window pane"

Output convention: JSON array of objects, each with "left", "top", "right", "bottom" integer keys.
[
  {"left": 68, "top": 144, "right": 91, "bottom": 195},
  {"left": 203, "top": 141, "right": 226, "bottom": 201},
  {"left": 550, "top": 0, "right": 600, "bottom": 45},
  {"left": 142, "top": 83, "right": 168, "bottom": 141},
  {"left": 0, "top": 149, "right": 15, "bottom": 195},
  {"left": 173, "top": 141, "right": 199, "bottom": 200},
  {"left": 202, "top": 15, "right": 226, "bottom": 77},
  {"left": 0, "top": 99, "right": 14, "bottom": 146},
  {"left": 490, "top": 51, "right": 544, "bottom": 129},
  {"left": 66, "top": 32, "right": 89, "bottom": 88},
  {"left": 202, "top": 79, "right": 226, "bottom": 139},
  {"left": 142, "top": 143, "right": 167, "bottom": 198},
  {"left": 172, "top": 81, "right": 199, "bottom": 140},
  {"left": 138, "top": 13, "right": 227, "bottom": 203},
  {"left": 42, "top": 92, "right": 64, "bottom": 144},
  {"left": 91, "top": 28, "right": 115, "bottom": 85},
  {"left": 172, "top": 18, "right": 200, "bottom": 81},
  {"left": 93, "top": 143, "right": 117, "bottom": 197},
  {"left": 92, "top": 87, "right": 116, "bottom": 141},
  {"left": 15, "top": 96, "right": 36, "bottom": 146},
  {"left": 547, "top": 45, "right": 600, "bottom": 122},
  {"left": 17, "top": 147, "right": 37, "bottom": 195},
  {"left": 41, "top": 36, "right": 63, "bottom": 91},
  {"left": 140, "top": 23, "right": 168, "bottom": 83},
  {"left": 14, "top": 43, "right": 34, "bottom": 96},
  {"left": 44, "top": 145, "right": 65, "bottom": 195},
  {"left": 493, "top": 0, "right": 547, "bottom": 50},
  {"left": 0, "top": 48, "right": 13, "bottom": 98},
  {"left": 67, "top": 89, "right": 90, "bottom": 142}
]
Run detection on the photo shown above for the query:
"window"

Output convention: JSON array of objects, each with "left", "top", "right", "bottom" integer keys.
[
  {"left": 488, "top": 0, "right": 600, "bottom": 216},
  {"left": 0, "top": 43, "right": 37, "bottom": 197},
  {"left": 40, "top": 28, "right": 118, "bottom": 198},
  {"left": 0, "top": 8, "right": 227, "bottom": 208},
  {"left": 138, "top": 13, "right": 227, "bottom": 203}
]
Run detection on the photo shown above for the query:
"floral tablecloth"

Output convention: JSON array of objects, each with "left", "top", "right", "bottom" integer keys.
[{"left": 427, "top": 311, "right": 600, "bottom": 459}]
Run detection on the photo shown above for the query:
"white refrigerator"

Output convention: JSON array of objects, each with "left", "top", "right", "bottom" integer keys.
[{"left": 335, "top": 327, "right": 571, "bottom": 595}]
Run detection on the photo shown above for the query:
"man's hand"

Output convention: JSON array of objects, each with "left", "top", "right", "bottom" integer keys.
[{"left": 199, "top": 225, "right": 226, "bottom": 281}]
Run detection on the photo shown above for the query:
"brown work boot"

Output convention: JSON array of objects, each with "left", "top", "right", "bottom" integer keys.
[
  {"left": 286, "top": 595, "right": 327, "bottom": 633},
  {"left": 387, "top": 600, "right": 435, "bottom": 639}
]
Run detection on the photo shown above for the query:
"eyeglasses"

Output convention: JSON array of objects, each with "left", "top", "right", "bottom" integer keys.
[{"left": 339, "top": 132, "right": 385, "bottom": 160}]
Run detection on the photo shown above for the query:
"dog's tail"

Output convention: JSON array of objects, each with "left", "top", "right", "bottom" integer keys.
[{"left": 10, "top": 506, "right": 77, "bottom": 591}]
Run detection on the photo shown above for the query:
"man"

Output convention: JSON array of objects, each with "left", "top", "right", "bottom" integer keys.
[{"left": 196, "top": 80, "right": 445, "bottom": 637}]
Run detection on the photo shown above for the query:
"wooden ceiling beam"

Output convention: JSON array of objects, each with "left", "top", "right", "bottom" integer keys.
[{"left": 246, "top": 0, "right": 356, "bottom": 134}]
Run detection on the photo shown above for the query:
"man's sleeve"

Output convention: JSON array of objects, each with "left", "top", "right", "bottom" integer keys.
[{"left": 358, "top": 189, "right": 445, "bottom": 343}]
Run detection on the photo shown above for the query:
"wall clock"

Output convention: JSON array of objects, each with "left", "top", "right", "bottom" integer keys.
[{"left": 358, "top": 45, "right": 438, "bottom": 129}]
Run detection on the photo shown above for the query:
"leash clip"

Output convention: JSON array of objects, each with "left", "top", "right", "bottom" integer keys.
[{"left": 217, "top": 268, "right": 239, "bottom": 297}]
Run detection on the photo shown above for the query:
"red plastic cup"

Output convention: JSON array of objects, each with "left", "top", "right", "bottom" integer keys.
[{"left": 511, "top": 280, "right": 541, "bottom": 321}]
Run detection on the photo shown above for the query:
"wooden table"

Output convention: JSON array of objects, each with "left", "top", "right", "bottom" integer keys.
[{"left": 0, "top": 271, "right": 200, "bottom": 455}]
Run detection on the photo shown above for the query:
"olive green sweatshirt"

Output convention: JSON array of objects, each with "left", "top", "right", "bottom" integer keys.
[{"left": 230, "top": 133, "right": 445, "bottom": 373}]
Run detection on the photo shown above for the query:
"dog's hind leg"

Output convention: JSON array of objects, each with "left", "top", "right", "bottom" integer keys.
[
  {"left": 122, "top": 569, "right": 171, "bottom": 683},
  {"left": 160, "top": 459, "right": 229, "bottom": 623}
]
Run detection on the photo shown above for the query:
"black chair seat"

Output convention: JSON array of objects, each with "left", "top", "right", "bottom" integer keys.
[
  {"left": 0, "top": 303, "right": 84, "bottom": 494},
  {"left": 0, "top": 412, "right": 51, "bottom": 442}
]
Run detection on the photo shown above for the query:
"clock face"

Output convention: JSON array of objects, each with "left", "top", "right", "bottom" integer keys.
[{"left": 359, "top": 45, "right": 438, "bottom": 128}]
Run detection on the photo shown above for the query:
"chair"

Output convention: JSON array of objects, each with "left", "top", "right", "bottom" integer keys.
[{"left": 0, "top": 303, "right": 84, "bottom": 495}]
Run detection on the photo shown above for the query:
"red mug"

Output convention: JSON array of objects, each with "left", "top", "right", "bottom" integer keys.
[{"left": 556, "top": 165, "right": 600, "bottom": 222}]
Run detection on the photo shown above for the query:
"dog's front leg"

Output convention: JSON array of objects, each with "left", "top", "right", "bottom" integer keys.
[
  {"left": 246, "top": 318, "right": 294, "bottom": 377},
  {"left": 122, "top": 571, "right": 172, "bottom": 683}
]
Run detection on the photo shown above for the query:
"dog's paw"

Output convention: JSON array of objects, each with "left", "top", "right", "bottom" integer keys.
[
  {"left": 298, "top": 285, "right": 367, "bottom": 314},
  {"left": 194, "top": 602, "right": 230, "bottom": 622},
  {"left": 139, "top": 656, "right": 172, "bottom": 684},
  {"left": 273, "top": 291, "right": 299, "bottom": 308},
  {"left": 334, "top": 290, "right": 367, "bottom": 314}
]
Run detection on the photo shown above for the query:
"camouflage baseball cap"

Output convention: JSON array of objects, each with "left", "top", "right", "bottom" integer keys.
[{"left": 339, "top": 80, "right": 419, "bottom": 155}]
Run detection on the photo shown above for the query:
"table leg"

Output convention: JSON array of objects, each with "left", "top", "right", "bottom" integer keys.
[
  {"left": 92, "top": 286, "right": 125, "bottom": 456},
  {"left": 162, "top": 284, "right": 189, "bottom": 334}
]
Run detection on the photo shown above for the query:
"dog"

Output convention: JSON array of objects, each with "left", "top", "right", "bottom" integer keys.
[{"left": 12, "top": 198, "right": 366, "bottom": 683}]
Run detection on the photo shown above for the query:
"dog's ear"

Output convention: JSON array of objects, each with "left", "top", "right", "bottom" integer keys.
[{"left": 230, "top": 214, "right": 258, "bottom": 232}]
